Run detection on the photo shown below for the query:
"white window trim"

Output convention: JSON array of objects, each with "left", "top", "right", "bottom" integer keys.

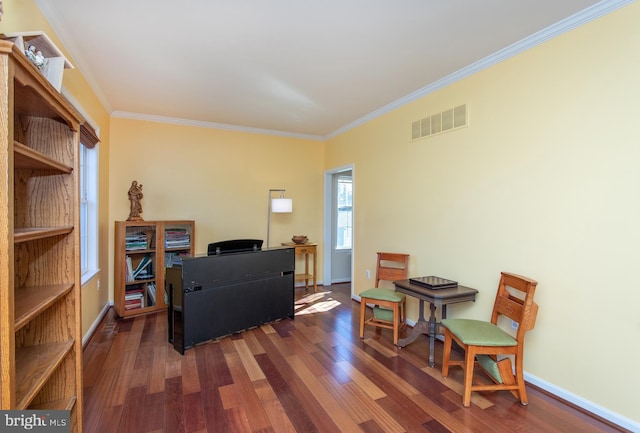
[
  {"left": 81, "top": 142, "right": 99, "bottom": 285},
  {"left": 63, "top": 88, "right": 101, "bottom": 285}
]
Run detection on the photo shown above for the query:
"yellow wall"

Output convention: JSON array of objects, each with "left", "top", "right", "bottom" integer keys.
[
  {"left": 108, "top": 117, "right": 325, "bottom": 302},
  {"left": 3, "top": 0, "right": 639, "bottom": 426},
  {"left": 326, "top": 2, "right": 640, "bottom": 423},
  {"left": 0, "top": 0, "right": 112, "bottom": 340}
]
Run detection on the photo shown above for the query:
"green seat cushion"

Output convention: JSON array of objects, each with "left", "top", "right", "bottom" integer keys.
[
  {"left": 441, "top": 318, "right": 517, "bottom": 346},
  {"left": 373, "top": 306, "right": 394, "bottom": 322},
  {"left": 360, "top": 287, "right": 405, "bottom": 303}
]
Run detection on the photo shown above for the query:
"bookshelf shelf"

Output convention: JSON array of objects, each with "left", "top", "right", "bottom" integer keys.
[
  {"left": 14, "top": 227, "right": 74, "bottom": 243},
  {"left": 14, "top": 140, "right": 74, "bottom": 172},
  {"left": 15, "top": 341, "right": 75, "bottom": 410},
  {"left": 14, "top": 283, "right": 74, "bottom": 331},
  {"left": 114, "top": 220, "right": 195, "bottom": 317}
]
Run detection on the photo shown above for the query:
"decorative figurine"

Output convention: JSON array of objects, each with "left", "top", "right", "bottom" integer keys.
[
  {"left": 25, "top": 45, "right": 46, "bottom": 71},
  {"left": 127, "top": 180, "right": 144, "bottom": 221},
  {"left": 34, "top": 50, "right": 45, "bottom": 70},
  {"left": 25, "top": 45, "right": 37, "bottom": 62}
]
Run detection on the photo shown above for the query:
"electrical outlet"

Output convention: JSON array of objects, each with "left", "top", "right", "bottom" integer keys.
[
  {"left": 511, "top": 320, "right": 518, "bottom": 330},
  {"left": 97, "top": 280, "right": 101, "bottom": 290},
  {"left": 365, "top": 269, "right": 371, "bottom": 279}
]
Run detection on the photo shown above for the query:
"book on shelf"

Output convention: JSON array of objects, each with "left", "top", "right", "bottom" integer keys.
[
  {"left": 132, "top": 254, "right": 153, "bottom": 279},
  {"left": 125, "top": 286, "right": 145, "bottom": 309},
  {"left": 125, "top": 288, "right": 144, "bottom": 298},
  {"left": 125, "top": 299, "right": 143, "bottom": 310},
  {"left": 165, "top": 251, "right": 191, "bottom": 267},
  {"left": 126, "top": 256, "right": 134, "bottom": 282},
  {"left": 165, "top": 228, "right": 191, "bottom": 248},
  {"left": 125, "top": 230, "right": 151, "bottom": 250},
  {"left": 148, "top": 282, "right": 157, "bottom": 306}
]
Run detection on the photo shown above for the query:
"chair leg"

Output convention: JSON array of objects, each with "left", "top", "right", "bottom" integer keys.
[
  {"left": 442, "top": 330, "right": 452, "bottom": 377},
  {"left": 514, "top": 355, "right": 528, "bottom": 405},
  {"left": 359, "top": 298, "right": 367, "bottom": 339},
  {"left": 392, "top": 302, "right": 399, "bottom": 345},
  {"left": 462, "top": 347, "right": 476, "bottom": 407}
]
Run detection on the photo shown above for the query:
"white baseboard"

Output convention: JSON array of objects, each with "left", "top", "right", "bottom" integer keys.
[
  {"left": 524, "top": 373, "right": 639, "bottom": 432},
  {"left": 82, "top": 301, "right": 113, "bottom": 347},
  {"left": 329, "top": 278, "right": 350, "bottom": 284}
]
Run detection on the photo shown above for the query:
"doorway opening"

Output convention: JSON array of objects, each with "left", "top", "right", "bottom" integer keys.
[{"left": 323, "top": 164, "right": 354, "bottom": 293}]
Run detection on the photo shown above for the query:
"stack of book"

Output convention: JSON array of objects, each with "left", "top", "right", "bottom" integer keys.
[
  {"left": 165, "top": 228, "right": 190, "bottom": 249},
  {"left": 125, "top": 231, "right": 149, "bottom": 250},
  {"left": 125, "top": 286, "right": 145, "bottom": 310}
]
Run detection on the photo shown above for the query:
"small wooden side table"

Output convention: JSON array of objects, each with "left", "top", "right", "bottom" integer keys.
[
  {"left": 393, "top": 279, "right": 478, "bottom": 367},
  {"left": 281, "top": 242, "right": 317, "bottom": 292}
]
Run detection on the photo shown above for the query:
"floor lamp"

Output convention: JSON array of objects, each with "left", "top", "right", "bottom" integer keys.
[{"left": 266, "top": 189, "right": 292, "bottom": 248}]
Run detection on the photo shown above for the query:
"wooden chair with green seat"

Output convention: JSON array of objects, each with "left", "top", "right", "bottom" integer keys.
[
  {"left": 441, "top": 272, "right": 539, "bottom": 407},
  {"left": 359, "top": 252, "right": 409, "bottom": 345}
]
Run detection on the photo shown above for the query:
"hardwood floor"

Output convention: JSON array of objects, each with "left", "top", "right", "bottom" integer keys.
[{"left": 82, "top": 283, "right": 627, "bottom": 433}]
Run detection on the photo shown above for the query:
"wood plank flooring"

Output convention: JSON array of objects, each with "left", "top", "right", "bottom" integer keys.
[{"left": 82, "top": 283, "right": 628, "bottom": 433}]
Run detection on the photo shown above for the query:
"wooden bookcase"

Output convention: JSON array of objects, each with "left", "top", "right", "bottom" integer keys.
[
  {"left": 0, "top": 41, "right": 85, "bottom": 431},
  {"left": 114, "top": 220, "right": 195, "bottom": 317}
]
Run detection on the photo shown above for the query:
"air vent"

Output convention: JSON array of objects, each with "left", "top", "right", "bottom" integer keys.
[{"left": 411, "top": 104, "right": 467, "bottom": 140}]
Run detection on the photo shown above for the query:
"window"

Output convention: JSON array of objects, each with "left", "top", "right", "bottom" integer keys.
[
  {"left": 79, "top": 126, "right": 99, "bottom": 283},
  {"left": 80, "top": 145, "right": 88, "bottom": 273},
  {"left": 335, "top": 175, "right": 352, "bottom": 250}
]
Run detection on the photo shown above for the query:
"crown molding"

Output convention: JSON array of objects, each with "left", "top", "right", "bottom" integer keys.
[
  {"left": 37, "top": 0, "right": 634, "bottom": 141},
  {"left": 325, "top": 0, "right": 634, "bottom": 140},
  {"left": 111, "top": 111, "right": 325, "bottom": 141}
]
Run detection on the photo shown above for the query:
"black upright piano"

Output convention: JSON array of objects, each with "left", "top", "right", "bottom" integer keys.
[{"left": 166, "top": 241, "right": 295, "bottom": 354}]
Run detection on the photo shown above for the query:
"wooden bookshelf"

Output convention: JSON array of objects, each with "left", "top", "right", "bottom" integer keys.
[
  {"left": 0, "top": 40, "right": 84, "bottom": 430},
  {"left": 114, "top": 220, "right": 195, "bottom": 317}
]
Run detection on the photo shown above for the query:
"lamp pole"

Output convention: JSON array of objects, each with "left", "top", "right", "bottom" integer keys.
[{"left": 266, "top": 188, "right": 289, "bottom": 248}]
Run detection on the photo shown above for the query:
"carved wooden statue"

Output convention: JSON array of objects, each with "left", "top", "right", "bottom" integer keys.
[{"left": 127, "top": 180, "right": 144, "bottom": 221}]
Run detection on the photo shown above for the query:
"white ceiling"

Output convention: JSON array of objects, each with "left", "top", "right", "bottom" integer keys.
[{"left": 35, "top": 0, "right": 615, "bottom": 139}]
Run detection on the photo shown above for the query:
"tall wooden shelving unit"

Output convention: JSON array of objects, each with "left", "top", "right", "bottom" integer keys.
[
  {"left": 114, "top": 220, "right": 195, "bottom": 318},
  {"left": 0, "top": 41, "right": 84, "bottom": 431}
]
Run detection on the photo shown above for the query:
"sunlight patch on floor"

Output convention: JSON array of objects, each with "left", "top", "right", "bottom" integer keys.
[
  {"left": 295, "top": 291, "right": 331, "bottom": 305},
  {"left": 296, "top": 300, "right": 341, "bottom": 315},
  {"left": 295, "top": 292, "right": 340, "bottom": 315}
]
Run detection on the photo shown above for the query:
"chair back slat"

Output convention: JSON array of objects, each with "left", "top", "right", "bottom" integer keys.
[
  {"left": 375, "top": 252, "right": 409, "bottom": 287},
  {"left": 491, "top": 272, "right": 538, "bottom": 334},
  {"left": 493, "top": 296, "right": 524, "bottom": 323}
]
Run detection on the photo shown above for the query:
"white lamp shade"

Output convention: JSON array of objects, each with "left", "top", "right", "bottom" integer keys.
[{"left": 271, "top": 198, "right": 292, "bottom": 213}]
